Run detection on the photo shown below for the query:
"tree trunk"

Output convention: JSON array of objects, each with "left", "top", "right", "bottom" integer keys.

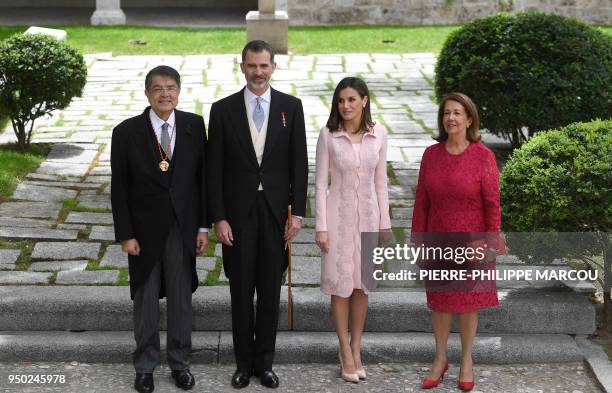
[
  {"left": 12, "top": 119, "right": 27, "bottom": 150},
  {"left": 510, "top": 129, "right": 521, "bottom": 149},
  {"left": 606, "top": 295, "right": 612, "bottom": 335},
  {"left": 26, "top": 119, "right": 35, "bottom": 146},
  {"left": 604, "top": 238, "right": 612, "bottom": 334}
]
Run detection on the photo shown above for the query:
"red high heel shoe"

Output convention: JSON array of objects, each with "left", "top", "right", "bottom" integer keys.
[
  {"left": 458, "top": 380, "right": 475, "bottom": 391},
  {"left": 458, "top": 366, "right": 475, "bottom": 391},
  {"left": 421, "top": 362, "right": 449, "bottom": 389}
]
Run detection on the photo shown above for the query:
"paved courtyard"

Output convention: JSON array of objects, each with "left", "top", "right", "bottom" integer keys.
[
  {"left": 0, "top": 361, "right": 601, "bottom": 393},
  {"left": 0, "top": 53, "right": 437, "bottom": 286},
  {"left": 0, "top": 53, "right": 605, "bottom": 392}
]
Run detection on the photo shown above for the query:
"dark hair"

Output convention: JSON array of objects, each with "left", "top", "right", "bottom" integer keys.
[
  {"left": 326, "top": 77, "right": 375, "bottom": 133},
  {"left": 435, "top": 92, "right": 481, "bottom": 142},
  {"left": 145, "top": 65, "right": 181, "bottom": 90},
  {"left": 241, "top": 40, "right": 275, "bottom": 63}
]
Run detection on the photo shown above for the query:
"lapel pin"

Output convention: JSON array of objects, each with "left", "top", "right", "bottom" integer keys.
[{"left": 281, "top": 112, "right": 287, "bottom": 127}]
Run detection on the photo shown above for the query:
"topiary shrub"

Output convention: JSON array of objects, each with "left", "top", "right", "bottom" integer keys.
[
  {"left": 501, "top": 120, "right": 611, "bottom": 232},
  {"left": 435, "top": 12, "right": 612, "bottom": 148},
  {"left": 500, "top": 119, "right": 611, "bottom": 331},
  {"left": 0, "top": 33, "right": 87, "bottom": 149}
]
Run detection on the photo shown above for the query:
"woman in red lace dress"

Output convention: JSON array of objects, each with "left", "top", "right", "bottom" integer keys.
[{"left": 411, "top": 93, "right": 500, "bottom": 391}]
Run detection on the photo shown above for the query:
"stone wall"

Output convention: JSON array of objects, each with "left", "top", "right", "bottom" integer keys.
[
  {"left": 2, "top": 0, "right": 609, "bottom": 24},
  {"left": 285, "top": 0, "right": 612, "bottom": 25},
  {"left": 0, "top": 0, "right": 255, "bottom": 8}
]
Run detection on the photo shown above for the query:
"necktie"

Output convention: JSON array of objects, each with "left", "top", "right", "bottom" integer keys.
[
  {"left": 161, "top": 122, "right": 172, "bottom": 160},
  {"left": 253, "top": 97, "right": 264, "bottom": 133}
]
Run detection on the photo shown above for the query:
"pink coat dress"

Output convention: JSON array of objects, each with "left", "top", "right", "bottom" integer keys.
[{"left": 315, "top": 124, "right": 391, "bottom": 298}]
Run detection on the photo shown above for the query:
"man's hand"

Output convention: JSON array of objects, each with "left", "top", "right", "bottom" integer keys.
[
  {"left": 315, "top": 231, "right": 330, "bottom": 253},
  {"left": 284, "top": 216, "right": 302, "bottom": 242},
  {"left": 121, "top": 238, "right": 141, "bottom": 256},
  {"left": 196, "top": 232, "right": 209, "bottom": 256},
  {"left": 215, "top": 220, "right": 234, "bottom": 246}
]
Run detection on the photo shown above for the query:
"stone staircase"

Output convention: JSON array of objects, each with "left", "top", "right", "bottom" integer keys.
[{"left": 0, "top": 281, "right": 596, "bottom": 364}]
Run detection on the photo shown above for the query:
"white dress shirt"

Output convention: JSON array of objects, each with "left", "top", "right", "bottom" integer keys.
[
  {"left": 244, "top": 86, "right": 271, "bottom": 124},
  {"left": 149, "top": 109, "right": 208, "bottom": 233},
  {"left": 243, "top": 87, "right": 303, "bottom": 222},
  {"left": 244, "top": 86, "right": 271, "bottom": 192},
  {"left": 149, "top": 109, "right": 176, "bottom": 155}
]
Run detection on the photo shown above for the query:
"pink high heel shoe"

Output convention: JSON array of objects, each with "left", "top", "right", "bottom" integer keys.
[{"left": 338, "top": 350, "right": 359, "bottom": 383}]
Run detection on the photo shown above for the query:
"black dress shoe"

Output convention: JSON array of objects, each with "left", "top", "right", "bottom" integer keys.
[
  {"left": 134, "top": 373, "right": 154, "bottom": 393},
  {"left": 231, "top": 370, "right": 250, "bottom": 389},
  {"left": 171, "top": 369, "right": 195, "bottom": 390},
  {"left": 259, "top": 370, "right": 279, "bottom": 389}
]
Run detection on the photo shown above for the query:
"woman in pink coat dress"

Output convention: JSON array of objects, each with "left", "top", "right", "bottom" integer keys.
[
  {"left": 412, "top": 93, "right": 500, "bottom": 392},
  {"left": 315, "top": 77, "right": 391, "bottom": 383}
]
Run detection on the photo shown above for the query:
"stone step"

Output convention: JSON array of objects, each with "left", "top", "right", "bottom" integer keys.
[
  {"left": 0, "top": 331, "right": 583, "bottom": 364},
  {"left": 0, "top": 286, "right": 595, "bottom": 335}
]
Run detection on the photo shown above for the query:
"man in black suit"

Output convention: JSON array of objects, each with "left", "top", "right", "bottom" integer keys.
[
  {"left": 207, "top": 40, "right": 308, "bottom": 389},
  {"left": 111, "top": 66, "right": 209, "bottom": 393}
]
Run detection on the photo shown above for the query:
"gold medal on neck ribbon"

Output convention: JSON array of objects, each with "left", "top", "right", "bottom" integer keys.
[{"left": 159, "top": 160, "right": 169, "bottom": 172}]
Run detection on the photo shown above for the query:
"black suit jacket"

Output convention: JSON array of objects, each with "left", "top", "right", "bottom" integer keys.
[
  {"left": 111, "top": 107, "right": 208, "bottom": 299},
  {"left": 206, "top": 87, "right": 308, "bottom": 233}
]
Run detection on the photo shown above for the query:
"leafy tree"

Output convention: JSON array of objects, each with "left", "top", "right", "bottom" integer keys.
[{"left": 0, "top": 33, "right": 87, "bottom": 149}]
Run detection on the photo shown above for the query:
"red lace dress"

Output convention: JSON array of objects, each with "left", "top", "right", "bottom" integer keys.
[{"left": 411, "top": 141, "right": 500, "bottom": 313}]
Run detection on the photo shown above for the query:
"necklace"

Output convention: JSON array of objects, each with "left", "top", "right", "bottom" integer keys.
[{"left": 148, "top": 113, "right": 175, "bottom": 172}]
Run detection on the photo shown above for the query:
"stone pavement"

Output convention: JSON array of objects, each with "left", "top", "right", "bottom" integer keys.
[
  {"left": 0, "top": 362, "right": 600, "bottom": 393},
  {"left": 0, "top": 52, "right": 590, "bottom": 291},
  {"left": 0, "top": 53, "right": 605, "bottom": 392},
  {"left": 0, "top": 52, "right": 438, "bottom": 287}
]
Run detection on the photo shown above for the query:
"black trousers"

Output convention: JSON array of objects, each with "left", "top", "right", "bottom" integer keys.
[
  {"left": 132, "top": 221, "right": 193, "bottom": 373},
  {"left": 223, "top": 191, "right": 286, "bottom": 374}
]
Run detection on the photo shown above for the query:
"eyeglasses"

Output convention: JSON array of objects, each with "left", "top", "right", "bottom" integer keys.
[{"left": 149, "top": 86, "right": 179, "bottom": 94}]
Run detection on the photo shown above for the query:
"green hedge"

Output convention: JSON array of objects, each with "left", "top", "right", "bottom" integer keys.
[
  {"left": 435, "top": 12, "right": 612, "bottom": 148},
  {"left": 501, "top": 119, "right": 612, "bottom": 232}
]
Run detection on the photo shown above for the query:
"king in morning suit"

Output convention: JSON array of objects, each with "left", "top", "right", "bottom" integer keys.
[{"left": 206, "top": 40, "right": 308, "bottom": 389}]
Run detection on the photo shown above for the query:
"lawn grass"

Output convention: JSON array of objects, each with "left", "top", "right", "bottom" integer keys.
[
  {"left": 0, "top": 23, "right": 610, "bottom": 56},
  {"left": 0, "top": 25, "right": 453, "bottom": 55},
  {"left": 0, "top": 239, "right": 35, "bottom": 271},
  {"left": 1, "top": 24, "right": 610, "bottom": 55},
  {"left": 0, "top": 25, "right": 457, "bottom": 54},
  {"left": 289, "top": 25, "right": 461, "bottom": 53},
  {"left": 0, "top": 143, "right": 50, "bottom": 203}
]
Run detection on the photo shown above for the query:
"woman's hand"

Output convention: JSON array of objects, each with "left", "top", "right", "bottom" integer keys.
[
  {"left": 379, "top": 228, "right": 394, "bottom": 246},
  {"left": 315, "top": 231, "right": 330, "bottom": 253},
  {"left": 483, "top": 247, "right": 498, "bottom": 263}
]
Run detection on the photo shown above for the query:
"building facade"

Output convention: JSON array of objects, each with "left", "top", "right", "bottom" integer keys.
[{"left": 0, "top": 0, "right": 609, "bottom": 25}]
